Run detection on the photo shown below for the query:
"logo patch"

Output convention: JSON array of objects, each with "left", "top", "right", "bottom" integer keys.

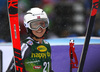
[
  {"left": 33, "top": 66, "right": 41, "bottom": 69},
  {"left": 27, "top": 40, "right": 33, "bottom": 45},
  {"left": 37, "top": 45, "right": 47, "bottom": 52},
  {"left": 37, "top": 16, "right": 40, "bottom": 19}
]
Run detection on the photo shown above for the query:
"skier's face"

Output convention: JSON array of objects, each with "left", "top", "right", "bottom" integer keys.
[{"left": 32, "top": 25, "right": 46, "bottom": 38}]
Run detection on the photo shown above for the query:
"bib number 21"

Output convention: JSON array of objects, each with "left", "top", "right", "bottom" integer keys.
[{"left": 43, "top": 62, "right": 50, "bottom": 72}]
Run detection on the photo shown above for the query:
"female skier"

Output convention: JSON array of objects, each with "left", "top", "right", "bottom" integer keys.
[{"left": 6, "top": 7, "right": 54, "bottom": 72}]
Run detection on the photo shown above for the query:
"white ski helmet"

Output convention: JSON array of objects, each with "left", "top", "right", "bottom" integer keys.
[{"left": 24, "top": 7, "right": 49, "bottom": 30}]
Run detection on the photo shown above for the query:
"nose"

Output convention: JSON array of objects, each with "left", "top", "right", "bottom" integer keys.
[{"left": 38, "top": 26, "right": 42, "bottom": 30}]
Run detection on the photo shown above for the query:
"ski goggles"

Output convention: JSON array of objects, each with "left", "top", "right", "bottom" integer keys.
[{"left": 28, "top": 19, "right": 48, "bottom": 30}]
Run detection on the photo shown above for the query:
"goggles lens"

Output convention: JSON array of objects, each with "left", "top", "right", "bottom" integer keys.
[{"left": 29, "top": 19, "right": 48, "bottom": 30}]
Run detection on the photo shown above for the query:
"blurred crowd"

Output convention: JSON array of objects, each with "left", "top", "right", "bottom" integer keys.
[{"left": 0, "top": 0, "right": 100, "bottom": 42}]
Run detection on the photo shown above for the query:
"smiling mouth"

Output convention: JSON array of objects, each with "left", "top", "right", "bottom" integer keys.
[{"left": 36, "top": 30, "right": 43, "bottom": 33}]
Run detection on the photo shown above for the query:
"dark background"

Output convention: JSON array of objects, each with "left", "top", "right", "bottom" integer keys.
[{"left": 0, "top": 0, "right": 100, "bottom": 42}]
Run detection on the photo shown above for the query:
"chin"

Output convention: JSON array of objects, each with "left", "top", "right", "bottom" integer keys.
[{"left": 36, "top": 34, "right": 44, "bottom": 38}]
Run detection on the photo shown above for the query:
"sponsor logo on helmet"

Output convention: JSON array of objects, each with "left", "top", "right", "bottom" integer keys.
[
  {"left": 33, "top": 66, "right": 41, "bottom": 69},
  {"left": 37, "top": 16, "right": 40, "bottom": 19},
  {"left": 37, "top": 45, "right": 47, "bottom": 52}
]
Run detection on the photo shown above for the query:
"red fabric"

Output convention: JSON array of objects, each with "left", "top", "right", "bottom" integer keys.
[{"left": 69, "top": 42, "right": 78, "bottom": 68}]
